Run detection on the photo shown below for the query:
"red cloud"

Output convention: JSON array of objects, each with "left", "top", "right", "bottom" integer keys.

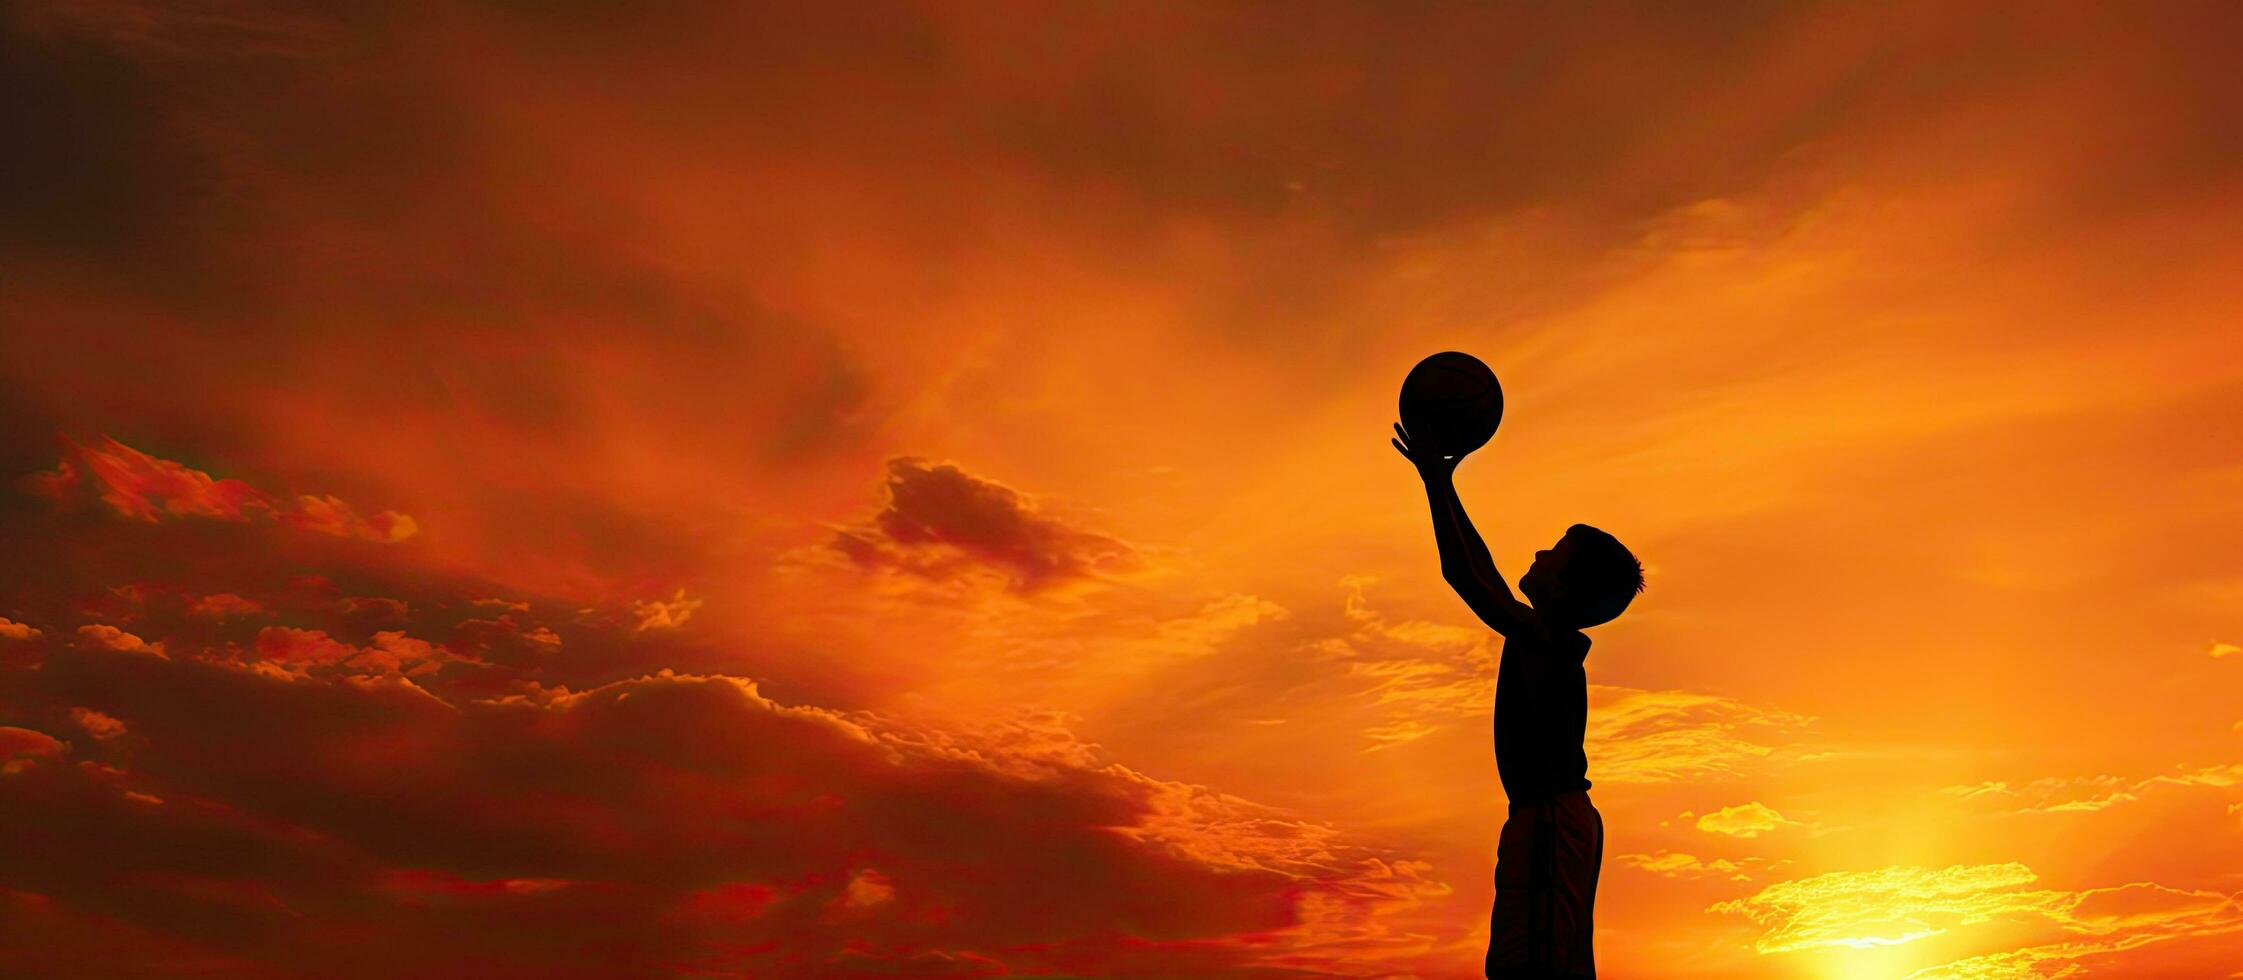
[
  {"left": 250, "top": 626, "right": 454, "bottom": 680},
  {"left": 67, "top": 708, "right": 128, "bottom": 743},
  {"left": 39, "top": 438, "right": 267, "bottom": 523},
  {"left": 282, "top": 493, "right": 419, "bottom": 544},
  {"left": 187, "top": 593, "right": 266, "bottom": 620},
  {"left": 0, "top": 727, "right": 66, "bottom": 773},
  {"left": 75, "top": 624, "right": 164, "bottom": 659},
  {"left": 33, "top": 436, "right": 417, "bottom": 544}
]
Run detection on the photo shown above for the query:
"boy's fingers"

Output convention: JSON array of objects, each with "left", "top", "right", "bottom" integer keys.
[
  {"left": 1390, "top": 438, "right": 1410, "bottom": 459},
  {"left": 1392, "top": 421, "right": 1410, "bottom": 444}
]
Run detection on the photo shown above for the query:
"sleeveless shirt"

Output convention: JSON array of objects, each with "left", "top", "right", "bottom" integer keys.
[{"left": 1493, "top": 626, "right": 1592, "bottom": 804}]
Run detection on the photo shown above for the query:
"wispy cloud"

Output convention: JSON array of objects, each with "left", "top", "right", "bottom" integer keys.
[
  {"left": 1942, "top": 765, "right": 2243, "bottom": 815},
  {"left": 1588, "top": 687, "right": 1813, "bottom": 784}
]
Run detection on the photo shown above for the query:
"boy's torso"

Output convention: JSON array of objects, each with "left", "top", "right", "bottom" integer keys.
[{"left": 1493, "top": 625, "right": 1592, "bottom": 804}]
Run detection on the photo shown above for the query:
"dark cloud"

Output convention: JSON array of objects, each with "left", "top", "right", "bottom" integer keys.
[
  {"left": 832, "top": 457, "right": 1146, "bottom": 593},
  {"left": 0, "top": 444, "right": 1408, "bottom": 976},
  {"left": 0, "top": 644, "right": 1369, "bottom": 975}
]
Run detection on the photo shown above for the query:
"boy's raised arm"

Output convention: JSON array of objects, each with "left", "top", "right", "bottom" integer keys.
[{"left": 1392, "top": 424, "right": 1540, "bottom": 638}]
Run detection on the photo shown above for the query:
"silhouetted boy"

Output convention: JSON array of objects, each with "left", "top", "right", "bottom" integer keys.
[{"left": 1391, "top": 422, "right": 1644, "bottom": 980}]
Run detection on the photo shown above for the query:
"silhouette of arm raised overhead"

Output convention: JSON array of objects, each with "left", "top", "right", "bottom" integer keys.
[{"left": 1392, "top": 423, "right": 1542, "bottom": 639}]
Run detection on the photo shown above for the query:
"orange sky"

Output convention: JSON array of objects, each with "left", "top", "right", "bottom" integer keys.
[{"left": 4, "top": 2, "right": 2242, "bottom": 977}]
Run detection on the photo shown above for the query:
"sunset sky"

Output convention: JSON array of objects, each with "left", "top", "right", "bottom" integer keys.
[{"left": 5, "top": 2, "right": 2243, "bottom": 977}]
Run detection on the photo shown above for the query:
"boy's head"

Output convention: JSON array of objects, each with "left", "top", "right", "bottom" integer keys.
[{"left": 1519, "top": 524, "right": 1643, "bottom": 629}]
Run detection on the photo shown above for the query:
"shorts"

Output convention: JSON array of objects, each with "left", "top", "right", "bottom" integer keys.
[{"left": 1487, "top": 789, "right": 1602, "bottom": 979}]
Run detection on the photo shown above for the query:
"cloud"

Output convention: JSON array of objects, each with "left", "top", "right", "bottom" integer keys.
[
  {"left": 830, "top": 458, "right": 1145, "bottom": 595},
  {"left": 1587, "top": 686, "right": 1814, "bottom": 783},
  {"left": 0, "top": 618, "right": 38, "bottom": 641},
  {"left": 1320, "top": 580, "right": 1812, "bottom": 772},
  {"left": 2214, "top": 641, "right": 2241, "bottom": 659},
  {"left": 1696, "top": 801, "right": 1797, "bottom": 838},
  {"left": 74, "top": 624, "right": 164, "bottom": 659},
  {"left": 334, "top": 596, "right": 410, "bottom": 629},
  {"left": 1942, "top": 765, "right": 2243, "bottom": 816},
  {"left": 630, "top": 589, "right": 702, "bottom": 632},
  {"left": 1908, "top": 883, "right": 2243, "bottom": 978},
  {"left": 248, "top": 626, "right": 453, "bottom": 680},
  {"left": 282, "top": 493, "right": 419, "bottom": 544},
  {"left": 1149, "top": 594, "right": 1289, "bottom": 657},
  {"left": 0, "top": 727, "right": 67, "bottom": 774},
  {"left": 186, "top": 593, "right": 265, "bottom": 620},
  {"left": 0, "top": 616, "right": 1437, "bottom": 976},
  {"left": 66, "top": 708, "right": 126, "bottom": 743},
  {"left": 32, "top": 436, "right": 417, "bottom": 543},
  {"left": 1317, "top": 578, "right": 1498, "bottom": 748},
  {"left": 1713, "top": 862, "right": 2070, "bottom": 953},
  {"left": 1616, "top": 851, "right": 1748, "bottom": 879},
  {"left": 252, "top": 626, "right": 355, "bottom": 668},
  {"left": 34, "top": 436, "right": 267, "bottom": 523},
  {"left": 1712, "top": 861, "right": 2243, "bottom": 976}
]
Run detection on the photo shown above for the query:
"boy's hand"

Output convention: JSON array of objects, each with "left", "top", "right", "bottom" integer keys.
[{"left": 1391, "top": 422, "right": 1463, "bottom": 481}]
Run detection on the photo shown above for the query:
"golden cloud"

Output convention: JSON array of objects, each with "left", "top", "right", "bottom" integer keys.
[
  {"left": 1696, "top": 801, "right": 1797, "bottom": 838},
  {"left": 1615, "top": 851, "right": 1749, "bottom": 880},
  {"left": 1712, "top": 862, "right": 2067, "bottom": 953},
  {"left": 1587, "top": 686, "right": 1813, "bottom": 783},
  {"left": 1903, "top": 883, "right": 2243, "bottom": 979},
  {"left": 630, "top": 589, "right": 702, "bottom": 632},
  {"left": 1714, "top": 861, "right": 2243, "bottom": 977}
]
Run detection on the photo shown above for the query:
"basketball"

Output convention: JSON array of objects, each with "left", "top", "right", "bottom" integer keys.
[{"left": 1398, "top": 351, "right": 1503, "bottom": 457}]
